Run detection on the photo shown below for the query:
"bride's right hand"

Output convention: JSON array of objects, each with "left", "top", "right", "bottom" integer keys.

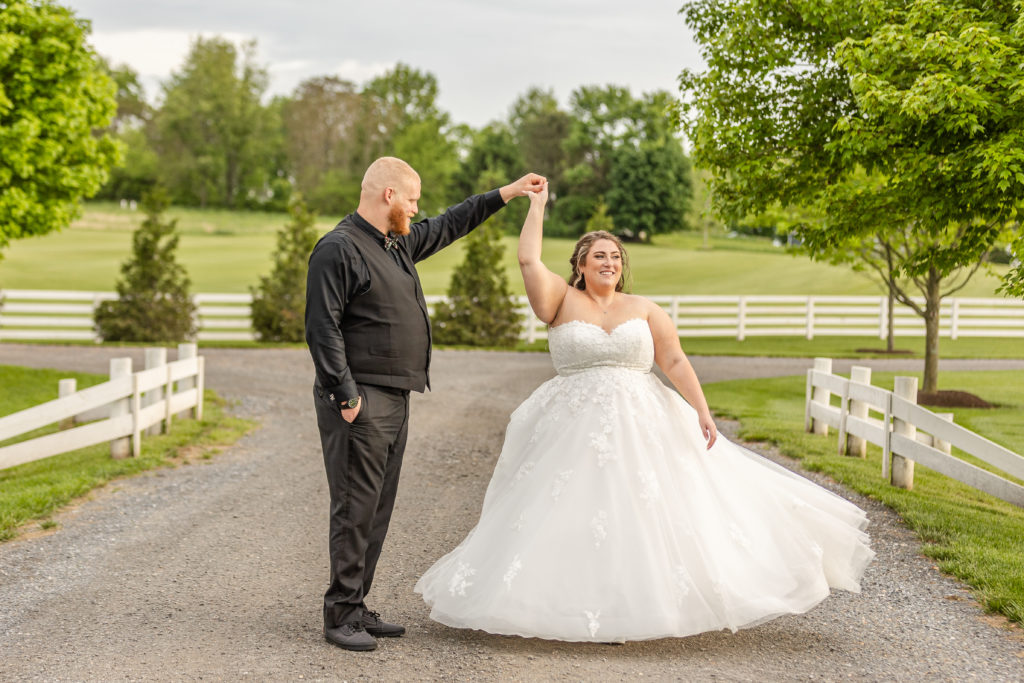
[{"left": 528, "top": 181, "right": 548, "bottom": 208}]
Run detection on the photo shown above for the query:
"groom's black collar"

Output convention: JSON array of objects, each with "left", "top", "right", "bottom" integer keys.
[{"left": 352, "top": 211, "right": 395, "bottom": 248}]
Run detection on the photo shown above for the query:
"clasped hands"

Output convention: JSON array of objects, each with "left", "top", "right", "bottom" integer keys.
[{"left": 500, "top": 173, "right": 547, "bottom": 204}]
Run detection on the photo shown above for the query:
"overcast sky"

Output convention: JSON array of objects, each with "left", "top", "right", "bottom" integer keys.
[{"left": 64, "top": 0, "right": 705, "bottom": 128}]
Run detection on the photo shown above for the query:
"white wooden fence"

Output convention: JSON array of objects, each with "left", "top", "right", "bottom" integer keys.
[
  {"left": 0, "top": 344, "right": 205, "bottom": 471},
  {"left": 0, "top": 290, "right": 252, "bottom": 342},
  {"left": 805, "top": 358, "right": 1024, "bottom": 507},
  {"left": 2, "top": 290, "right": 1023, "bottom": 343}
]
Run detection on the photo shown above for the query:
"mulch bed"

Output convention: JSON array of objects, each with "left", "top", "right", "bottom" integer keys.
[{"left": 917, "top": 390, "right": 994, "bottom": 409}]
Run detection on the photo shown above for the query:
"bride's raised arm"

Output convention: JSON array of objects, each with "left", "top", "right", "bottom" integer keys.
[{"left": 517, "top": 182, "right": 567, "bottom": 324}]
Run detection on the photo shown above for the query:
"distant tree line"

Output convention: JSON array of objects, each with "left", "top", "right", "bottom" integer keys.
[{"left": 97, "top": 36, "right": 694, "bottom": 239}]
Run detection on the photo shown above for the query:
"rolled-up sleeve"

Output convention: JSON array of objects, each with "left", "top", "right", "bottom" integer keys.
[{"left": 305, "top": 239, "right": 361, "bottom": 411}]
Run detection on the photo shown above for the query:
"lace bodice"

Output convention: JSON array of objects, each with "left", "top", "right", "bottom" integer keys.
[{"left": 548, "top": 318, "right": 654, "bottom": 376}]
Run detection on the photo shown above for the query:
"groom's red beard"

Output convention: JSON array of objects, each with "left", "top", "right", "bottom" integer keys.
[{"left": 387, "top": 204, "right": 411, "bottom": 236}]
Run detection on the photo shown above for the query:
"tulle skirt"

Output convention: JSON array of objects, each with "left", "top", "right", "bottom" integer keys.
[{"left": 415, "top": 368, "right": 874, "bottom": 642}]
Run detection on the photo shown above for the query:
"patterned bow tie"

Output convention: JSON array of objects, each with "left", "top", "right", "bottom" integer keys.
[{"left": 384, "top": 234, "right": 398, "bottom": 251}]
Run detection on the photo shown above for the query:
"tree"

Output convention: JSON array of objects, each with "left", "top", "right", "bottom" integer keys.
[
  {"left": 93, "top": 60, "right": 159, "bottom": 201},
  {"left": 283, "top": 76, "right": 363, "bottom": 212},
  {"left": 679, "top": 0, "right": 1024, "bottom": 392},
  {"left": 432, "top": 171, "right": 521, "bottom": 346},
  {"left": 0, "top": 1, "right": 119, "bottom": 258},
  {"left": 250, "top": 195, "right": 319, "bottom": 342},
  {"left": 154, "top": 37, "right": 275, "bottom": 208},
  {"left": 95, "top": 189, "right": 196, "bottom": 342},
  {"left": 561, "top": 86, "right": 692, "bottom": 236},
  {"left": 361, "top": 64, "right": 460, "bottom": 213},
  {"left": 606, "top": 143, "right": 692, "bottom": 239},
  {"left": 453, "top": 123, "right": 527, "bottom": 233},
  {"left": 509, "top": 87, "right": 571, "bottom": 190}
]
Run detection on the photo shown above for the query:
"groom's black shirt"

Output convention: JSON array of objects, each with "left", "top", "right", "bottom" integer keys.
[{"left": 305, "top": 190, "right": 505, "bottom": 412}]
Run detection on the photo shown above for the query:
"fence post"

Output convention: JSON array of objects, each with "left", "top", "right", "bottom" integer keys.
[
  {"left": 878, "top": 296, "right": 887, "bottom": 340},
  {"left": 670, "top": 296, "right": 680, "bottom": 331},
  {"left": 131, "top": 374, "right": 142, "bottom": 458},
  {"left": 806, "top": 296, "right": 815, "bottom": 340},
  {"left": 196, "top": 356, "right": 205, "bottom": 421},
  {"left": 58, "top": 379, "right": 77, "bottom": 430},
  {"left": 891, "top": 376, "right": 917, "bottom": 490},
  {"left": 737, "top": 297, "right": 746, "bottom": 341},
  {"left": 810, "top": 357, "right": 832, "bottom": 435},
  {"left": 144, "top": 347, "right": 167, "bottom": 435},
  {"left": 164, "top": 364, "right": 174, "bottom": 433},
  {"left": 177, "top": 343, "right": 198, "bottom": 419},
  {"left": 845, "top": 366, "right": 872, "bottom": 457},
  {"left": 109, "top": 357, "right": 133, "bottom": 459}
]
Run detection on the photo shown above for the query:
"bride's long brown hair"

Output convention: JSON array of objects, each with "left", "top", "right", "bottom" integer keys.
[{"left": 568, "top": 230, "right": 631, "bottom": 292}]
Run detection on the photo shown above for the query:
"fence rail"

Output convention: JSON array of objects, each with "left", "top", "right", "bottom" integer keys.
[
  {"left": 0, "top": 344, "right": 205, "bottom": 471},
  {"left": 804, "top": 358, "right": 1024, "bottom": 508},
  {"left": 2, "top": 289, "right": 1023, "bottom": 342}
]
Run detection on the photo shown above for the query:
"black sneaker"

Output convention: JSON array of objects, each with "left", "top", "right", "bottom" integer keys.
[
  {"left": 361, "top": 610, "right": 406, "bottom": 638},
  {"left": 324, "top": 622, "right": 377, "bottom": 651}
]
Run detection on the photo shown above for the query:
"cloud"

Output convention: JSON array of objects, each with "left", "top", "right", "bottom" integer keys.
[
  {"left": 333, "top": 59, "right": 395, "bottom": 86},
  {"left": 89, "top": 28, "right": 257, "bottom": 77}
]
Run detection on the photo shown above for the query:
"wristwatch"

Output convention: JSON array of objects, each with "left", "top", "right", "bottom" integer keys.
[{"left": 343, "top": 396, "right": 361, "bottom": 410}]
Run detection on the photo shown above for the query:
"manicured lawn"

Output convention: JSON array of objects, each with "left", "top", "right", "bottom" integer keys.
[
  {"left": 677, "top": 335, "right": 1024, "bottom": 360},
  {"left": 0, "top": 201, "right": 1011, "bottom": 296},
  {"left": 703, "top": 369, "right": 1024, "bottom": 625},
  {"left": 0, "top": 364, "right": 254, "bottom": 542}
]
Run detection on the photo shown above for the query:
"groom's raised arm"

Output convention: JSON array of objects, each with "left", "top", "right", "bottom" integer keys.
[
  {"left": 406, "top": 173, "right": 546, "bottom": 263},
  {"left": 406, "top": 190, "right": 505, "bottom": 263}
]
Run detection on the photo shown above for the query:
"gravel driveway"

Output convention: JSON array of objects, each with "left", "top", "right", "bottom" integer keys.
[{"left": 0, "top": 344, "right": 1022, "bottom": 681}]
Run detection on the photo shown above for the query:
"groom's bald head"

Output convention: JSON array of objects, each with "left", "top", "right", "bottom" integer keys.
[
  {"left": 361, "top": 157, "right": 419, "bottom": 198},
  {"left": 356, "top": 156, "right": 422, "bottom": 235}
]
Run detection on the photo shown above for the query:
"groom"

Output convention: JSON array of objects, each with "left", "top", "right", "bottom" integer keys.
[{"left": 305, "top": 156, "right": 545, "bottom": 651}]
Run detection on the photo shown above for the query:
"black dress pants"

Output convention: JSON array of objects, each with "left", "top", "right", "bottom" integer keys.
[{"left": 313, "top": 382, "right": 410, "bottom": 628}]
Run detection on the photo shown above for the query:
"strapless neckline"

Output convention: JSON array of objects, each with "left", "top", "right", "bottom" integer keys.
[
  {"left": 548, "top": 317, "right": 654, "bottom": 376},
  {"left": 549, "top": 318, "right": 647, "bottom": 336}
]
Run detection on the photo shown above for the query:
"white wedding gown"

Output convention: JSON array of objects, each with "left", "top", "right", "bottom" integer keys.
[{"left": 415, "top": 318, "right": 874, "bottom": 642}]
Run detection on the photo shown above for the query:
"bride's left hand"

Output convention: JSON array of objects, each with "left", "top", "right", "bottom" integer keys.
[{"left": 700, "top": 414, "right": 717, "bottom": 450}]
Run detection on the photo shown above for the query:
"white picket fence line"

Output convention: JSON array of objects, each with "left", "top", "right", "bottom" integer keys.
[
  {"left": 2, "top": 289, "right": 1023, "bottom": 343},
  {"left": 804, "top": 358, "right": 1024, "bottom": 507},
  {"left": 0, "top": 290, "right": 253, "bottom": 342},
  {"left": 0, "top": 344, "right": 205, "bottom": 471}
]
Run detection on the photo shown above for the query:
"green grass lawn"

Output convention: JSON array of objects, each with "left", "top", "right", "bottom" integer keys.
[
  {"left": 704, "top": 369, "right": 1024, "bottom": 625},
  {"left": 0, "top": 201, "right": 1012, "bottom": 296},
  {"left": 677, "top": 335, "right": 1024, "bottom": 360},
  {"left": 0, "top": 364, "right": 254, "bottom": 542}
]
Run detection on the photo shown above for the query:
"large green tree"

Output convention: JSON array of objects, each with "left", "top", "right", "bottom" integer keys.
[
  {"left": 154, "top": 37, "right": 275, "bottom": 208},
  {"left": 283, "top": 76, "right": 362, "bottom": 213},
  {"left": 561, "top": 86, "right": 691, "bottom": 236},
  {"left": 680, "top": 0, "right": 1024, "bottom": 392},
  {"left": 361, "top": 64, "right": 460, "bottom": 214},
  {"left": 0, "top": 0, "right": 119, "bottom": 257}
]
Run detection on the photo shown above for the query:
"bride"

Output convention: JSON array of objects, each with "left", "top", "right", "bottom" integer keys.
[{"left": 415, "top": 182, "right": 874, "bottom": 642}]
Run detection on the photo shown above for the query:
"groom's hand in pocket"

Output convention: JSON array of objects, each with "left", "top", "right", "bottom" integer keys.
[{"left": 341, "top": 396, "right": 363, "bottom": 423}]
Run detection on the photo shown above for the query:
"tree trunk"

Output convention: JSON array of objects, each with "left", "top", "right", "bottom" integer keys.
[{"left": 922, "top": 268, "right": 942, "bottom": 393}]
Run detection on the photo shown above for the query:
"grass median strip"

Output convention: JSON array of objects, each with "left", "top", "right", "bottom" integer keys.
[
  {"left": 704, "top": 370, "right": 1024, "bottom": 625},
  {"left": 0, "top": 365, "right": 254, "bottom": 542}
]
